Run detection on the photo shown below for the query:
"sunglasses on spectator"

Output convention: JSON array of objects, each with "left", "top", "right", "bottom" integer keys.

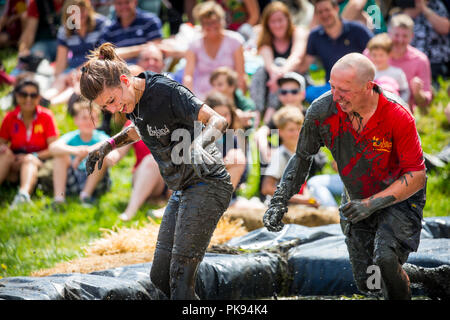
[
  {"left": 279, "top": 89, "right": 300, "bottom": 95},
  {"left": 17, "top": 91, "right": 39, "bottom": 99}
]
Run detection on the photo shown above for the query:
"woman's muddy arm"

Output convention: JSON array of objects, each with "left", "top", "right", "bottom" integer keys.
[{"left": 86, "top": 125, "right": 141, "bottom": 175}]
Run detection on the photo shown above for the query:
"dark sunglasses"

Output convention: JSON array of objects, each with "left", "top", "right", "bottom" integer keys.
[
  {"left": 17, "top": 91, "right": 39, "bottom": 99},
  {"left": 279, "top": 89, "right": 300, "bottom": 95}
]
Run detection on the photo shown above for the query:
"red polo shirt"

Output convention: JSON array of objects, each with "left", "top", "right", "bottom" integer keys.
[
  {"left": 299, "top": 85, "right": 425, "bottom": 199},
  {"left": 0, "top": 105, "right": 59, "bottom": 153}
]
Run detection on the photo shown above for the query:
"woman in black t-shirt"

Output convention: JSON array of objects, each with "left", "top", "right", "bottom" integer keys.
[{"left": 79, "top": 43, "right": 233, "bottom": 300}]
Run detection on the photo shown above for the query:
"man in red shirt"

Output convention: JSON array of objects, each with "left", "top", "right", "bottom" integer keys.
[{"left": 263, "top": 53, "right": 427, "bottom": 300}]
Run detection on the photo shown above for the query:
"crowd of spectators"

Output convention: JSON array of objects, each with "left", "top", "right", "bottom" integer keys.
[{"left": 0, "top": 0, "right": 448, "bottom": 219}]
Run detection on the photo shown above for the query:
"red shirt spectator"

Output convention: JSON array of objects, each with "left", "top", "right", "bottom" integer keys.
[{"left": 0, "top": 105, "right": 59, "bottom": 153}]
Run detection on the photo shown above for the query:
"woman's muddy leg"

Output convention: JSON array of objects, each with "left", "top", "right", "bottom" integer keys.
[
  {"left": 169, "top": 181, "right": 233, "bottom": 299},
  {"left": 150, "top": 192, "right": 180, "bottom": 298},
  {"left": 169, "top": 254, "right": 201, "bottom": 300}
]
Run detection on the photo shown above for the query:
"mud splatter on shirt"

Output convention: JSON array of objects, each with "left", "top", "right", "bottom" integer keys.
[{"left": 298, "top": 85, "right": 425, "bottom": 199}]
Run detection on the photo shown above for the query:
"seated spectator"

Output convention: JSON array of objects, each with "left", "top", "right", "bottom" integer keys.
[
  {"left": 0, "top": 0, "right": 27, "bottom": 49},
  {"left": 261, "top": 106, "right": 319, "bottom": 207},
  {"left": 216, "top": 0, "right": 260, "bottom": 31},
  {"left": 255, "top": 71, "right": 327, "bottom": 187},
  {"left": 42, "top": 0, "right": 109, "bottom": 106},
  {"left": 387, "top": 13, "right": 433, "bottom": 112},
  {"left": 366, "top": 32, "right": 410, "bottom": 103},
  {"left": 298, "top": 0, "right": 373, "bottom": 103},
  {"left": 255, "top": 72, "right": 306, "bottom": 166},
  {"left": 210, "top": 66, "right": 257, "bottom": 128},
  {"left": 183, "top": 1, "right": 247, "bottom": 100},
  {"left": 106, "top": 120, "right": 167, "bottom": 221},
  {"left": 136, "top": 43, "right": 165, "bottom": 73},
  {"left": 249, "top": 1, "right": 309, "bottom": 115},
  {"left": 403, "top": 0, "right": 450, "bottom": 83},
  {"left": 98, "top": 0, "right": 162, "bottom": 65},
  {"left": 0, "top": 77, "right": 59, "bottom": 207},
  {"left": 204, "top": 91, "right": 247, "bottom": 192},
  {"left": 17, "top": 0, "right": 64, "bottom": 62},
  {"left": 338, "top": 0, "right": 387, "bottom": 33},
  {"left": 49, "top": 99, "right": 112, "bottom": 206}
]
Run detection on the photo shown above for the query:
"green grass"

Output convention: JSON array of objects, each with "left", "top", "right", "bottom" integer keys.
[{"left": 0, "top": 50, "right": 449, "bottom": 279}]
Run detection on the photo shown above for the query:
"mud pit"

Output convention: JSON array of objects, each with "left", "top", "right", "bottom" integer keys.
[{"left": 1, "top": 210, "right": 448, "bottom": 300}]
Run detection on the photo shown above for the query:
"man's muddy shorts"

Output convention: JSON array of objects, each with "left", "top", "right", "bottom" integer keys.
[
  {"left": 155, "top": 178, "right": 234, "bottom": 260},
  {"left": 340, "top": 187, "right": 426, "bottom": 289}
]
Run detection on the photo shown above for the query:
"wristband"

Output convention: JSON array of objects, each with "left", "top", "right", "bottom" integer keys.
[
  {"left": 32, "top": 152, "right": 39, "bottom": 159},
  {"left": 107, "top": 137, "right": 116, "bottom": 149}
]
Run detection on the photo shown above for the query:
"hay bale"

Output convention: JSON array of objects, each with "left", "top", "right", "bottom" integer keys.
[
  {"left": 32, "top": 216, "right": 248, "bottom": 276},
  {"left": 224, "top": 205, "right": 340, "bottom": 231}
]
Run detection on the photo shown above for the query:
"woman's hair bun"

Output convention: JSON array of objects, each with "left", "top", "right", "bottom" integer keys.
[
  {"left": 89, "top": 42, "right": 125, "bottom": 63},
  {"left": 98, "top": 42, "right": 116, "bottom": 60}
]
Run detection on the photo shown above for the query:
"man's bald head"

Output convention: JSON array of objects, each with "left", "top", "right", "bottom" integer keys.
[{"left": 332, "top": 53, "right": 376, "bottom": 86}]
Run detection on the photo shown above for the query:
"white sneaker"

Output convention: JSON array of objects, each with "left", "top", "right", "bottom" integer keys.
[
  {"left": 147, "top": 206, "right": 166, "bottom": 219},
  {"left": 119, "top": 213, "right": 133, "bottom": 222},
  {"left": 10, "top": 191, "right": 32, "bottom": 209}
]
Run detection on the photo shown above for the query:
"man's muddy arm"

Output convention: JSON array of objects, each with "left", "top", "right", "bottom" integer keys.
[
  {"left": 270, "top": 153, "right": 313, "bottom": 207},
  {"left": 341, "top": 169, "right": 427, "bottom": 223}
]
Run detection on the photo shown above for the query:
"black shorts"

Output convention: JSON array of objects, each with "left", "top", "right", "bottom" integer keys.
[{"left": 340, "top": 187, "right": 426, "bottom": 288}]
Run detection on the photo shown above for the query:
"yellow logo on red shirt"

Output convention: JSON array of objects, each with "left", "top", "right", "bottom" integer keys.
[
  {"left": 34, "top": 124, "right": 44, "bottom": 134},
  {"left": 372, "top": 136, "right": 392, "bottom": 152}
]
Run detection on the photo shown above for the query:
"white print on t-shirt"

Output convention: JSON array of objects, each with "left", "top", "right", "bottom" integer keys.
[{"left": 147, "top": 124, "right": 170, "bottom": 139}]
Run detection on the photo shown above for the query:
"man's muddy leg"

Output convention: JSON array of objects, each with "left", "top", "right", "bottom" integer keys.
[
  {"left": 341, "top": 218, "right": 378, "bottom": 295},
  {"left": 373, "top": 193, "right": 424, "bottom": 300},
  {"left": 374, "top": 247, "right": 411, "bottom": 300},
  {"left": 150, "top": 192, "right": 180, "bottom": 299}
]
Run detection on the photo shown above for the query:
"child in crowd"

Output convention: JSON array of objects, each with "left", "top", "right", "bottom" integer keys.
[
  {"left": 255, "top": 71, "right": 306, "bottom": 166},
  {"left": 49, "top": 99, "right": 112, "bottom": 206},
  {"left": 367, "top": 33, "right": 410, "bottom": 104},
  {"left": 210, "top": 66, "right": 257, "bottom": 129},
  {"left": 261, "top": 106, "right": 318, "bottom": 207}
]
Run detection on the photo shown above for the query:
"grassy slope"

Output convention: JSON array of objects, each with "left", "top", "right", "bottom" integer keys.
[{"left": 0, "top": 51, "right": 449, "bottom": 279}]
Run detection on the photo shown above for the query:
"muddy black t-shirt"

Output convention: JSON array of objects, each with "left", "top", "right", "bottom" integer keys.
[{"left": 126, "top": 71, "right": 228, "bottom": 190}]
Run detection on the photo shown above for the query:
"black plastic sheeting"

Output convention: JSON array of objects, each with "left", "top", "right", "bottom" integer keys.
[
  {"left": 195, "top": 252, "right": 285, "bottom": 299},
  {"left": 1, "top": 217, "right": 449, "bottom": 300}
]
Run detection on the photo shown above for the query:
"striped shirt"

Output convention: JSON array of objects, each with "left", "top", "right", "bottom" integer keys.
[
  {"left": 57, "top": 15, "right": 109, "bottom": 69},
  {"left": 98, "top": 8, "right": 162, "bottom": 63}
]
